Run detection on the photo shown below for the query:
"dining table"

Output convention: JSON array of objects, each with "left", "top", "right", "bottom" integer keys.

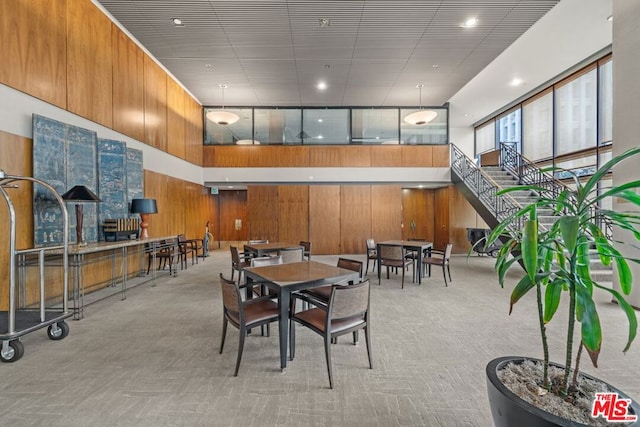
[
  {"left": 243, "top": 260, "right": 360, "bottom": 371},
  {"left": 377, "top": 240, "right": 433, "bottom": 284},
  {"left": 243, "top": 241, "right": 303, "bottom": 257}
]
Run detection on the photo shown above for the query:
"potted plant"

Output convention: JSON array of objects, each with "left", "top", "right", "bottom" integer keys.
[{"left": 482, "top": 147, "right": 640, "bottom": 426}]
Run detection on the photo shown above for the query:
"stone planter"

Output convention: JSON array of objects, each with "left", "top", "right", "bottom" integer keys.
[{"left": 486, "top": 356, "right": 640, "bottom": 427}]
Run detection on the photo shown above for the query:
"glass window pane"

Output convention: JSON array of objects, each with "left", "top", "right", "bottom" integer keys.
[
  {"left": 554, "top": 154, "right": 597, "bottom": 180},
  {"left": 254, "top": 108, "right": 301, "bottom": 145},
  {"left": 302, "top": 109, "right": 349, "bottom": 144},
  {"left": 351, "top": 108, "right": 399, "bottom": 144},
  {"left": 475, "top": 121, "right": 496, "bottom": 154},
  {"left": 523, "top": 92, "right": 553, "bottom": 161},
  {"left": 204, "top": 108, "right": 253, "bottom": 145},
  {"left": 400, "top": 108, "right": 448, "bottom": 145},
  {"left": 497, "top": 109, "right": 521, "bottom": 145},
  {"left": 556, "top": 68, "right": 597, "bottom": 155},
  {"left": 599, "top": 60, "right": 613, "bottom": 145}
]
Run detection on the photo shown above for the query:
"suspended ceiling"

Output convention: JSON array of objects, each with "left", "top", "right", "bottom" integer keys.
[{"left": 95, "top": 0, "right": 560, "bottom": 107}]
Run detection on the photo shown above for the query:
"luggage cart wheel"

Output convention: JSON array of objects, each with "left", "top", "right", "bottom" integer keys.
[
  {"left": 0, "top": 340, "right": 24, "bottom": 363},
  {"left": 47, "top": 321, "right": 69, "bottom": 341}
]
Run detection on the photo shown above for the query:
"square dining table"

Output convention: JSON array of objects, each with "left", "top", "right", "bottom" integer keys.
[
  {"left": 243, "top": 241, "right": 303, "bottom": 257},
  {"left": 243, "top": 260, "right": 360, "bottom": 371},
  {"left": 377, "top": 240, "right": 433, "bottom": 284}
]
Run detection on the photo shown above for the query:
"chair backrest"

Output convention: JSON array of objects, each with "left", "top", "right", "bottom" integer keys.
[
  {"left": 248, "top": 239, "right": 269, "bottom": 244},
  {"left": 408, "top": 237, "right": 426, "bottom": 242},
  {"left": 366, "top": 239, "right": 376, "bottom": 252},
  {"left": 329, "top": 280, "right": 370, "bottom": 321},
  {"left": 299, "top": 241, "right": 311, "bottom": 256},
  {"left": 178, "top": 233, "right": 187, "bottom": 243},
  {"left": 219, "top": 273, "right": 242, "bottom": 314},
  {"left": 230, "top": 246, "right": 241, "bottom": 265},
  {"left": 251, "top": 255, "right": 283, "bottom": 267},
  {"left": 280, "top": 247, "right": 304, "bottom": 263},
  {"left": 337, "top": 257, "right": 363, "bottom": 281},
  {"left": 443, "top": 243, "right": 453, "bottom": 262},
  {"left": 379, "top": 244, "right": 403, "bottom": 261}
]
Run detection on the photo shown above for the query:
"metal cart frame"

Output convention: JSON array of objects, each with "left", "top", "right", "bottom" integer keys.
[{"left": 0, "top": 170, "right": 72, "bottom": 362}]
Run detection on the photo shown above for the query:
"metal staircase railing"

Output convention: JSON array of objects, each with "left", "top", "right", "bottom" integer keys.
[
  {"left": 499, "top": 142, "right": 611, "bottom": 238},
  {"left": 450, "top": 144, "right": 524, "bottom": 233}
]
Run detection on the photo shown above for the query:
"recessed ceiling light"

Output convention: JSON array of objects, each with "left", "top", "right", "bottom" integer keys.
[
  {"left": 317, "top": 135, "right": 324, "bottom": 139},
  {"left": 319, "top": 18, "right": 331, "bottom": 27},
  {"left": 607, "top": 15, "right": 613, "bottom": 22},
  {"left": 204, "top": 64, "right": 212, "bottom": 68},
  {"left": 218, "top": 84, "right": 228, "bottom": 89},
  {"left": 510, "top": 77, "right": 524, "bottom": 86},
  {"left": 170, "top": 17, "right": 184, "bottom": 27},
  {"left": 460, "top": 17, "right": 478, "bottom": 28},
  {"left": 317, "top": 81, "right": 327, "bottom": 90},
  {"left": 318, "top": 118, "right": 323, "bottom": 123},
  {"left": 432, "top": 64, "right": 439, "bottom": 69}
]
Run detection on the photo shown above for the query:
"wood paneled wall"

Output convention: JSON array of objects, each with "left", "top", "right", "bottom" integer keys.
[
  {"left": 278, "top": 186, "right": 309, "bottom": 245},
  {"left": 218, "top": 190, "right": 247, "bottom": 241},
  {"left": 204, "top": 145, "right": 450, "bottom": 167},
  {"left": 247, "top": 186, "right": 279, "bottom": 242},
  {"left": 309, "top": 186, "right": 341, "bottom": 254},
  {"left": 340, "top": 186, "right": 373, "bottom": 254},
  {"left": 0, "top": 0, "right": 203, "bottom": 166}
]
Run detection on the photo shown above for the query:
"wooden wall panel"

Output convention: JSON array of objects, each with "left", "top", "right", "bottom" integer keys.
[
  {"left": 249, "top": 146, "right": 310, "bottom": 167},
  {"left": 67, "top": 0, "right": 113, "bottom": 127},
  {"left": 402, "top": 145, "right": 432, "bottom": 167},
  {"left": 218, "top": 190, "right": 247, "bottom": 241},
  {"left": 309, "top": 185, "right": 341, "bottom": 255},
  {"left": 402, "top": 189, "right": 435, "bottom": 241},
  {"left": 0, "top": 0, "right": 67, "bottom": 108},
  {"left": 369, "top": 146, "right": 400, "bottom": 167},
  {"left": 111, "top": 26, "right": 144, "bottom": 142},
  {"left": 371, "top": 185, "right": 402, "bottom": 243},
  {"left": 340, "top": 186, "right": 371, "bottom": 254},
  {"left": 434, "top": 186, "right": 450, "bottom": 251},
  {"left": 448, "top": 185, "right": 475, "bottom": 254},
  {"left": 185, "top": 96, "right": 203, "bottom": 166},
  {"left": 432, "top": 145, "right": 451, "bottom": 167},
  {"left": 167, "top": 78, "right": 186, "bottom": 159},
  {"left": 144, "top": 56, "right": 167, "bottom": 151},
  {"left": 278, "top": 185, "right": 309, "bottom": 244},
  {"left": 0, "top": 131, "right": 33, "bottom": 310},
  {"left": 247, "top": 186, "right": 279, "bottom": 241},
  {"left": 309, "top": 146, "right": 372, "bottom": 167}
]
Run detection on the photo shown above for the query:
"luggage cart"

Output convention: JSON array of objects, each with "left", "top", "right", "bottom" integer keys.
[
  {"left": 467, "top": 227, "right": 501, "bottom": 257},
  {"left": 0, "top": 170, "right": 72, "bottom": 362}
]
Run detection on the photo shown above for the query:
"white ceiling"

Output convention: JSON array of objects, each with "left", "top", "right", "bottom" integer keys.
[{"left": 95, "top": 0, "right": 560, "bottom": 107}]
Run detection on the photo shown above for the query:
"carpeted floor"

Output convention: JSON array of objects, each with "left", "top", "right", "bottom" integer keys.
[{"left": 1, "top": 249, "right": 638, "bottom": 426}]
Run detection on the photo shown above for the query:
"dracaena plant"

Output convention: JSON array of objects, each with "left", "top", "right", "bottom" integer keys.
[{"left": 483, "top": 146, "right": 640, "bottom": 397}]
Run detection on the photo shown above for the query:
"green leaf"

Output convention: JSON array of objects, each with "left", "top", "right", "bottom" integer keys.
[
  {"left": 559, "top": 216, "right": 579, "bottom": 254},
  {"left": 575, "top": 282, "right": 602, "bottom": 367},
  {"left": 614, "top": 254, "right": 633, "bottom": 295},
  {"left": 543, "top": 279, "right": 563, "bottom": 323},
  {"left": 497, "top": 257, "right": 521, "bottom": 287},
  {"left": 593, "top": 282, "right": 638, "bottom": 353},
  {"left": 522, "top": 219, "right": 538, "bottom": 282},
  {"left": 584, "top": 146, "right": 640, "bottom": 196},
  {"left": 509, "top": 275, "right": 535, "bottom": 314}
]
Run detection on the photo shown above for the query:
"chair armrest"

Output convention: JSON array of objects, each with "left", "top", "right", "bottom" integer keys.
[{"left": 291, "top": 291, "right": 329, "bottom": 312}]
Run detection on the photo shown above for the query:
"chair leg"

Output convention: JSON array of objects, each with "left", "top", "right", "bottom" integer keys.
[
  {"left": 324, "top": 334, "right": 334, "bottom": 389},
  {"left": 234, "top": 326, "right": 246, "bottom": 377},
  {"left": 447, "top": 264, "right": 452, "bottom": 282},
  {"left": 364, "top": 325, "right": 373, "bottom": 369},
  {"left": 289, "top": 320, "right": 296, "bottom": 360},
  {"left": 442, "top": 265, "right": 448, "bottom": 287},
  {"left": 365, "top": 258, "right": 370, "bottom": 275},
  {"left": 231, "top": 268, "right": 235, "bottom": 281},
  {"left": 147, "top": 254, "right": 152, "bottom": 275},
  {"left": 353, "top": 330, "right": 359, "bottom": 345},
  {"left": 401, "top": 266, "right": 405, "bottom": 289},
  {"left": 219, "top": 317, "right": 228, "bottom": 354}
]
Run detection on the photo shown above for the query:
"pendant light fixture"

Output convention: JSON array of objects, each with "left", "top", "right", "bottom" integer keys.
[
  {"left": 206, "top": 84, "right": 240, "bottom": 125},
  {"left": 403, "top": 84, "right": 437, "bottom": 126}
]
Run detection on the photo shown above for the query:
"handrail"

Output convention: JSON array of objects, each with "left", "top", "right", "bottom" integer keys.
[
  {"left": 499, "top": 142, "right": 611, "bottom": 238},
  {"left": 450, "top": 144, "right": 525, "bottom": 233}
]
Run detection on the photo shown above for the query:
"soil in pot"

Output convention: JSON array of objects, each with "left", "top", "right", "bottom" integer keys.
[{"left": 499, "top": 359, "right": 636, "bottom": 426}]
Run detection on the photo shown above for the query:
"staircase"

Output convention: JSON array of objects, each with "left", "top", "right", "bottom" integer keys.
[{"left": 451, "top": 144, "right": 612, "bottom": 285}]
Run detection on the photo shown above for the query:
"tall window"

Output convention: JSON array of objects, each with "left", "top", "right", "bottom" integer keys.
[
  {"left": 497, "top": 108, "right": 521, "bottom": 148},
  {"left": 599, "top": 58, "right": 613, "bottom": 145},
  {"left": 522, "top": 90, "right": 553, "bottom": 161},
  {"left": 254, "top": 109, "right": 302, "bottom": 145},
  {"left": 475, "top": 121, "right": 496, "bottom": 154},
  {"left": 352, "top": 108, "right": 399, "bottom": 144},
  {"left": 302, "top": 109, "right": 350, "bottom": 144},
  {"left": 555, "top": 67, "right": 597, "bottom": 156}
]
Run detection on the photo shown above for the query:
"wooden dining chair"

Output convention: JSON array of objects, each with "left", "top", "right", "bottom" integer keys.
[
  {"left": 365, "top": 239, "right": 377, "bottom": 274},
  {"left": 280, "top": 247, "right": 304, "bottom": 263},
  {"left": 299, "top": 241, "right": 312, "bottom": 261},
  {"left": 230, "top": 246, "right": 251, "bottom": 283},
  {"left": 218, "top": 274, "right": 279, "bottom": 376},
  {"left": 378, "top": 244, "right": 413, "bottom": 288},
  {"left": 303, "top": 258, "right": 363, "bottom": 304},
  {"left": 289, "top": 280, "right": 372, "bottom": 389},
  {"left": 422, "top": 243, "right": 453, "bottom": 286}
]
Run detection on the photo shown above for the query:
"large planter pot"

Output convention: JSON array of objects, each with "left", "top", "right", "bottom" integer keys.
[{"left": 486, "top": 356, "right": 640, "bottom": 427}]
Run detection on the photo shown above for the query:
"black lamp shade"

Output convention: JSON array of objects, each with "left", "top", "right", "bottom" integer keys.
[
  {"left": 61, "top": 185, "right": 101, "bottom": 202},
  {"left": 130, "top": 198, "right": 158, "bottom": 214}
]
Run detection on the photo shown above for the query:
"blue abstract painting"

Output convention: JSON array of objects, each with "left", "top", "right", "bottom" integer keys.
[{"left": 98, "top": 139, "right": 127, "bottom": 239}]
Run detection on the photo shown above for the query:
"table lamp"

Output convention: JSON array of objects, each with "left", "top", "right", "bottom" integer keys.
[
  {"left": 130, "top": 198, "right": 158, "bottom": 239},
  {"left": 61, "top": 185, "right": 101, "bottom": 245}
]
